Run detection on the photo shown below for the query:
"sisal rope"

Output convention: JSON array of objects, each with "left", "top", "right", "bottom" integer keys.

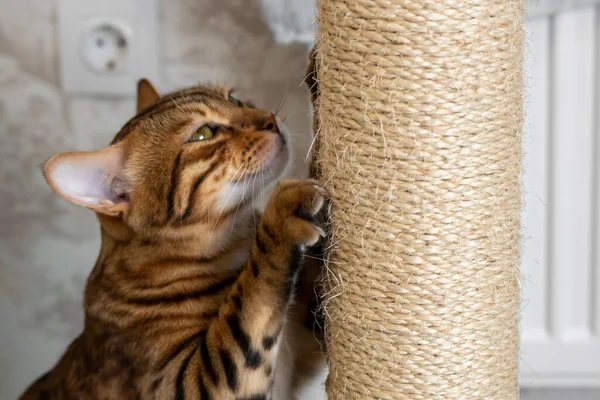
[{"left": 314, "top": 1, "right": 524, "bottom": 399}]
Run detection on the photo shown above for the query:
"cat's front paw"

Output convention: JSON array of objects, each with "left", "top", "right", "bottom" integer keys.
[{"left": 264, "top": 179, "right": 328, "bottom": 247}]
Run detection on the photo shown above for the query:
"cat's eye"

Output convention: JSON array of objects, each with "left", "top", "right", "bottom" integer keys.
[
  {"left": 228, "top": 94, "right": 242, "bottom": 107},
  {"left": 190, "top": 125, "right": 215, "bottom": 141}
]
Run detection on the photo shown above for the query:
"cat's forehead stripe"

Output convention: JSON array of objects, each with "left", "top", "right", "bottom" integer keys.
[{"left": 111, "top": 86, "right": 228, "bottom": 144}]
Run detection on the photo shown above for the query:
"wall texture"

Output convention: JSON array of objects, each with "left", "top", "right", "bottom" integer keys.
[{"left": 0, "top": 0, "right": 315, "bottom": 398}]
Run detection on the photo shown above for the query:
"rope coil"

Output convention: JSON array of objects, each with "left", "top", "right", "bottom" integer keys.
[{"left": 314, "top": 1, "right": 524, "bottom": 398}]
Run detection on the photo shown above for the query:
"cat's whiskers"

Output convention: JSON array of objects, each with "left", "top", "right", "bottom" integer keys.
[
  {"left": 234, "top": 166, "right": 252, "bottom": 209},
  {"left": 274, "top": 84, "right": 291, "bottom": 118},
  {"left": 250, "top": 166, "right": 258, "bottom": 230},
  {"left": 172, "top": 161, "right": 245, "bottom": 230},
  {"left": 305, "top": 128, "right": 320, "bottom": 163},
  {"left": 182, "top": 163, "right": 248, "bottom": 252},
  {"left": 227, "top": 163, "right": 259, "bottom": 237},
  {"left": 303, "top": 254, "right": 326, "bottom": 262},
  {"left": 280, "top": 112, "right": 293, "bottom": 124},
  {"left": 228, "top": 185, "right": 247, "bottom": 237},
  {"left": 302, "top": 69, "right": 313, "bottom": 88},
  {"left": 258, "top": 163, "right": 266, "bottom": 210},
  {"left": 210, "top": 164, "right": 248, "bottom": 232},
  {"left": 254, "top": 166, "right": 263, "bottom": 209}
]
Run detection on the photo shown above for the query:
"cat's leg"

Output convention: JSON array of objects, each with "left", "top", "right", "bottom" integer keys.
[
  {"left": 166, "top": 180, "right": 326, "bottom": 400},
  {"left": 209, "top": 179, "right": 326, "bottom": 400}
]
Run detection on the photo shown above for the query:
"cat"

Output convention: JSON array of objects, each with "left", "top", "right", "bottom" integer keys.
[{"left": 19, "top": 79, "right": 326, "bottom": 400}]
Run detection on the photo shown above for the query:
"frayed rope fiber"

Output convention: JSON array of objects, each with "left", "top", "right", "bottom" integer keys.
[{"left": 314, "top": 1, "right": 525, "bottom": 399}]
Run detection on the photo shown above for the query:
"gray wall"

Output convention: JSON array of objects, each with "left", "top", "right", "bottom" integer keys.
[{"left": 0, "top": 0, "right": 313, "bottom": 398}]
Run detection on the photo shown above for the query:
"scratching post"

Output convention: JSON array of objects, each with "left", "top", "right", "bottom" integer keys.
[{"left": 314, "top": 1, "right": 524, "bottom": 399}]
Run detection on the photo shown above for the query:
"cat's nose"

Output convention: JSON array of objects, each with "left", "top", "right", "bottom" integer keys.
[{"left": 260, "top": 114, "right": 279, "bottom": 133}]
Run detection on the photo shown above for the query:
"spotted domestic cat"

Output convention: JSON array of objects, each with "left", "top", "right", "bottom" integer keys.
[{"left": 19, "top": 79, "right": 326, "bottom": 400}]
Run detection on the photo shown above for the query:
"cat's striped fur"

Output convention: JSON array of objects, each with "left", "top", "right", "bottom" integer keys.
[{"left": 19, "top": 80, "right": 325, "bottom": 400}]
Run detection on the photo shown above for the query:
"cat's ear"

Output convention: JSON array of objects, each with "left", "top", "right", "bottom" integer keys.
[
  {"left": 137, "top": 78, "right": 160, "bottom": 113},
  {"left": 43, "top": 143, "right": 130, "bottom": 217}
]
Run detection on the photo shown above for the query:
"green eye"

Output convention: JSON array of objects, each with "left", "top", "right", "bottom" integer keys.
[
  {"left": 228, "top": 94, "right": 242, "bottom": 107},
  {"left": 190, "top": 125, "right": 214, "bottom": 141}
]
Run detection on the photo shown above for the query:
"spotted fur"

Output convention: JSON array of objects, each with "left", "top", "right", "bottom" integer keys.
[{"left": 19, "top": 79, "right": 325, "bottom": 400}]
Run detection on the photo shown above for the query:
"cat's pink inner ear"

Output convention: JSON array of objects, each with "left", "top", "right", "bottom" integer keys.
[{"left": 44, "top": 144, "right": 129, "bottom": 216}]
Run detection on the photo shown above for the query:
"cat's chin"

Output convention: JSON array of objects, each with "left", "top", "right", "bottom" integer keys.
[{"left": 259, "top": 143, "right": 290, "bottom": 181}]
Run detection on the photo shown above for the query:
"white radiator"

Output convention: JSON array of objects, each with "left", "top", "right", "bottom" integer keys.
[{"left": 522, "top": 4, "right": 600, "bottom": 387}]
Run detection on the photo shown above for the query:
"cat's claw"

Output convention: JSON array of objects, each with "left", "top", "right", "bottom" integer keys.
[
  {"left": 265, "top": 180, "right": 328, "bottom": 246},
  {"left": 312, "top": 184, "right": 329, "bottom": 198},
  {"left": 316, "top": 226, "right": 326, "bottom": 238}
]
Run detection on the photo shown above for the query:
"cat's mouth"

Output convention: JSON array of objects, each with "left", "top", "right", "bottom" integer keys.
[
  {"left": 237, "top": 140, "right": 289, "bottom": 184},
  {"left": 221, "top": 136, "right": 290, "bottom": 210}
]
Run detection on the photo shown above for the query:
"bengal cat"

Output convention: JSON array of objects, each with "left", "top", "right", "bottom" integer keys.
[{"left": 19, "top": 79, "right": 326, "bottom": 400}]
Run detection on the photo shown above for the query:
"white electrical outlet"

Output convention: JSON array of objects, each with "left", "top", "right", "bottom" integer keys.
[{"left": 58, "top": 0, "right": 160, "bottom": 96}]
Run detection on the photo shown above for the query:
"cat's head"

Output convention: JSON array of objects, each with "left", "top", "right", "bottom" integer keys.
[{"left": 43, "top": 79, "right": 290, "bottom": 234}]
